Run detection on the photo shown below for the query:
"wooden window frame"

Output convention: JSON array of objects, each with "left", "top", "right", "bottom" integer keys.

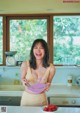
[{"left": 0, "top": 13, "right": 80, "bottom": 66}]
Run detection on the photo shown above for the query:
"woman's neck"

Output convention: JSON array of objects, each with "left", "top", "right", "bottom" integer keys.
[{"left": 36, "top": 60, "right": 43, "bottom": 68}]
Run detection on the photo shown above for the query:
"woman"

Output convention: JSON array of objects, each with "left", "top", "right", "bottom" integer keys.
[{"left": 20, "top": 39, "right": 55, "bottom": 106}]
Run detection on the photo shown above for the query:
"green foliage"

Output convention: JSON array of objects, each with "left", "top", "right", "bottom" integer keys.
[
  {"left": 54, "top": 16, "right": 80, "bottom": 65},
  {"left": 10, "top": 19, "right": 47, "bottom": 61},
  {"left": 0, "top": 16, "right": 80, "bottom": 65}
]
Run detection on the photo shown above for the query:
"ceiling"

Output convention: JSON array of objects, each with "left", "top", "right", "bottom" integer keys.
[{"left": 0, "top": 0, "right": 80, "bottom": 14}]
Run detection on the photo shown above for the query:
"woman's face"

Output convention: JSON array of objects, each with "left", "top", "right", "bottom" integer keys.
[{"left": 33, "top": 42, "right": 45, "bottom": 60}]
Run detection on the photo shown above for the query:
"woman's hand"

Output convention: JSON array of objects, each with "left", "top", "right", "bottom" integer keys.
[
  {"left": 44, "top": 83, "right": 51, "bottom": 92},
  {"left": 22, "top": 79, "right": 29, "bottom": 86}
]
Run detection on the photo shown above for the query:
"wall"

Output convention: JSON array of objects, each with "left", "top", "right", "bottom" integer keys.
[
  {"left": 52, "top": 66, "right": 80, "bottom": 86},
  {"left": 0, "top": 66, "right": 21, "bottom": 85},
  {"left": 0, "top": 66, "right": 80, "bottom": 86}
]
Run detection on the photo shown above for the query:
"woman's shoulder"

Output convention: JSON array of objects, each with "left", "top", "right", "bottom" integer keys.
[
  {"left": 49, "top": 63, "right": 55, "bottom": 67},
  {"left": 49, "top": 63, "right": 56, "bottom": 71},
  {"left": 21, "top": 60, "right": 29, "bottom": 68}
]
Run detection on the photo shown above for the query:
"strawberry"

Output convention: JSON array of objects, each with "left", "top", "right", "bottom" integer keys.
[
  {"left": 43, "top": 104, "right": 58, "bottom": 112},
  {"left": 43, "top": 107, "right": 48, "bottom": 111},
  {"left": 48, "top": 104, "right": 58, "bottom": 111}
]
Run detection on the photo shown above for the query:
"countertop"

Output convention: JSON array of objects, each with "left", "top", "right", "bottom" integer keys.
[
  {"left": 0, "top": 106, "right": 80, "bottom": 113},
  {"left": 0, "top": 85, "right": 80, "bottom": 98}
]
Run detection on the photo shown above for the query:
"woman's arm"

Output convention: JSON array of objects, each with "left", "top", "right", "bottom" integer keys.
[
  {"left": 20, "top": 61, "right": 28, "bottom": 86},
  {"left": 45, "top": 64, "right": 56, "bottom": 91},
  {"left": 48, "top": 64, "right": 56, "bottom": 83}
]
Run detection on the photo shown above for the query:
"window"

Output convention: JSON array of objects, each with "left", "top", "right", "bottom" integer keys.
[
  {"left": 0, "top": 14, "right": 80, "bottom": 66},
  {"left": 0, "top": 16, "right": 3, "bottom": 64},
  {"left": 53, "top": 16, "right": 80, "bottom": 65},
  {"left": 9, "top": 18, "right": 47, "bottom": 61}
]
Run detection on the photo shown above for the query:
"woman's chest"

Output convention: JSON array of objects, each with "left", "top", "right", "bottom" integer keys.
[
  {"left": 31, "top": 68, "right": 48, "bottom": 83},
  {"left": 26, "top": 67, "right": 49, "bottom": 83},
  {"left": 32, "top": 68, "right": 46, "bottom": 77}
]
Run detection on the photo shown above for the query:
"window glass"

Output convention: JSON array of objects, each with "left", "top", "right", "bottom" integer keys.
[
  {"left": 10, "top": 19, "right": 47, "bottom": 61},
  {"left": 53, "top": 16, "right": 80, "bottom": 65},
  {"left": 0, "top": 17, "right": 3, "bottom": 64}
]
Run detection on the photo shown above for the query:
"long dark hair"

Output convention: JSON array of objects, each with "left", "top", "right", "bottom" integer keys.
[{"left": 29, "top": 39, "right": 50, "bottom": 69}]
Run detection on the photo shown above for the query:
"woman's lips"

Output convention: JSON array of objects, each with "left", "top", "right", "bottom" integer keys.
[{"left": 35, "top": 53, "right": 42, "bottom": 56}]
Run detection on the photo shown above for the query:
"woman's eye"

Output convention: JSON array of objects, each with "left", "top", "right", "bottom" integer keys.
[
  {"left": 34, "top": 47, "right": 37, "bottom": 49},
  {"left": 34, "top": 47, "right": 44, "bottom": 49},
  {"left": 40, "top": 47, "right": 44, "bottom": 49}
]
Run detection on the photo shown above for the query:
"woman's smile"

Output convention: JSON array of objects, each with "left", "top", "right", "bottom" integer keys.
[
  {"left": 34, "top": 52, "right": 43, "bottom": 59},
  {"left": 35, "top": 53, "right": 42, "bottom": 56}
]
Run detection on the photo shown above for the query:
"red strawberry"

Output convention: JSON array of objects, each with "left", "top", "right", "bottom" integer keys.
[
  {"left": 43, "top": 104, "right": 58, "bottom": 112},
  {"left": 47, "top": 104, "right": 58, "bottom": 111},
  {"left": 50, "top": 108, "right": 54, "bottom": 111},
  {"left": 43, "top": 107, "right": 48, "bottom": 111}
]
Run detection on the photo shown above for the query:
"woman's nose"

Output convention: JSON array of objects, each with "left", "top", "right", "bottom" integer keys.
[{"left": 37, "top": 48, "right": 41, "bottom": 51}]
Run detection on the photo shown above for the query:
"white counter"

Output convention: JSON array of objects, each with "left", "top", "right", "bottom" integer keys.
[
  {"left": 0, "top": 106, "right": 80, "bottom": 113},
  {"left": 0, "top": 85, "right": 80, "bottom": 98}
]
